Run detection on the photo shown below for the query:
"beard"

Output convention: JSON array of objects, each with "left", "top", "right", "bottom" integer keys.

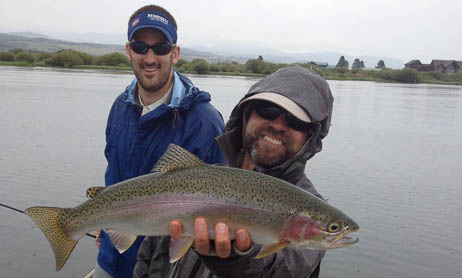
[
  {"left": 131, "top": 55, "right": 173, "bottom": 93},
  {"left": 243, "top": 126, "right": 294, "bottom": 168}
]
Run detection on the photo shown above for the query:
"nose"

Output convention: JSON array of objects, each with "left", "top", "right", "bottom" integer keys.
[
  {"left": 269, "top": 113, "right": 289, "bottom": 131},
  {"left": 144, "top": 48, "right": 157, "bottom": 63}
]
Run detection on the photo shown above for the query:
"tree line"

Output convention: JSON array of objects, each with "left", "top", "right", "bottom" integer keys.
[
  {"left": 0, "top": 48, "right": 288, "bottom": 75},
  {"left": 336, "top": 55, "right": 385, "bottom": 70},
  {"left": 1, "top": 49, "right": 461, "bottom": 85},
  {"left": 0, "top": 48, "right": 130, "bottom": 68}
]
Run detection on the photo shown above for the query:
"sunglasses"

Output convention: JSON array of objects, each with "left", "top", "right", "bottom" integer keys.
[
  {"left": 129, "top": 41, "right": 175, "bottom": 55},
  {"left": 254, "top": 101, "right": 312, "bottom": 132}
]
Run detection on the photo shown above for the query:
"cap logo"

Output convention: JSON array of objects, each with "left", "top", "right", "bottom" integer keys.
[
  {"left": 127, "top": 11, "right": 177, "bottom": 43},
  {"left": 132, "top": 18, "right": 140, "bottom": 27},
  {"left": 147, "top": 13, "right": 169, "bottom": 25}
]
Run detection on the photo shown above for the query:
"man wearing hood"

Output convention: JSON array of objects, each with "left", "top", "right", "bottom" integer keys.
[{"left": 134, "top": 64, "right": 334, "bottom": 277}]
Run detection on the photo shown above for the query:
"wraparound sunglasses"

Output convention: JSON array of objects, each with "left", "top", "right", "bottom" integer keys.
[
  {"left": 129, "top": 41, "right": 176, "bottom": 55},
  {"left": 254, "top": 101, "right": 313, "bottom": 132}
]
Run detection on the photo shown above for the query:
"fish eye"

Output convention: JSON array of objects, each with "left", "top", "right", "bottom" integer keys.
[{"left": 327, "top": 222, "right": 341, "bottom": 233}]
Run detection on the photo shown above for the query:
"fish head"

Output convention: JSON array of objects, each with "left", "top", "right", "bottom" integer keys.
[{"left": 283, "top": 209, "right": 359, "bottom": 250}]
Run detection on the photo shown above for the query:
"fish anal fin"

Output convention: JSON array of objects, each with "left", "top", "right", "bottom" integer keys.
[
  {"left": 255, "top": 242, "right": 289, "bottom": 259},
  {"left": 24, "top": 206, "right": 79, "bottom": 270},
  {"left": 86, "top": 186, "right": 106, "bottom": 199},
  {"left": 106, "top": 230, "right": 138, "bottom": 253},
  {"left": 151, "top": 144, "right": 206, "bottom": 173},
  {"left": 169, "top": 234, "right": 194, "bottom": 263}
]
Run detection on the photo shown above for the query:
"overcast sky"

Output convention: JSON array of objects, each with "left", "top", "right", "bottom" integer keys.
[{"left": 1, "top": 0, "right": 461, "bottom": 62}]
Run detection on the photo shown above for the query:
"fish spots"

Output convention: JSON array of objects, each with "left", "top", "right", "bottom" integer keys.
[{"left": 61, "top": 155, "right": 356, "bottom": 246}]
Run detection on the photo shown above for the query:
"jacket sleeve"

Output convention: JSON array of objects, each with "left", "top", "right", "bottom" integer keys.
[{"left": 199, "top": 245, "right": 324, "bottom": 278}]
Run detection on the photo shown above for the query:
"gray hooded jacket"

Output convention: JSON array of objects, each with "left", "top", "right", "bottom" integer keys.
[{"left": 134, "top": 65, "right": 334, "bottom": 278}]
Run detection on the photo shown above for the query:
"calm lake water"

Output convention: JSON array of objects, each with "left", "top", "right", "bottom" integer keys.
[{"left": 1, "top": 66, "right": 461, "bottom": 277}]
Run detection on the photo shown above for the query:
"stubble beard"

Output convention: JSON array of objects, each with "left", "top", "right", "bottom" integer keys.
[
  {"left": 132, "top": 55, "right": 173, "bottom": 94},
  {"left": 243, "top": 126, "right": 292, "bottom": 168}
]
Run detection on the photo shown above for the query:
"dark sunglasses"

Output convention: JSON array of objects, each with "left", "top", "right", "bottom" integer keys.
[
  {"left": 129, "top": 41, "right": 175, "bottom": 55},
  {"left": 254, "top": 101, "right": 312, "bottom": 132}
]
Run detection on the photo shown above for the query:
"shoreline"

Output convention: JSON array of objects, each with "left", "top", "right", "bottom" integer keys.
[{"left": 1, "top": 63, "right": 461, "bottom": 86}]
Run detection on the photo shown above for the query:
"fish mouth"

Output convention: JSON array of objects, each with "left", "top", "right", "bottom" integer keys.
[{"left": 326, "top": 233, "right": 359, "bottom": 249}]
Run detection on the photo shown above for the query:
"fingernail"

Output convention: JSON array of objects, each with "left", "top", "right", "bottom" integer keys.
[
  {"left": 195, "top": 218, "right": 207, "bottom": 232},
  {"left": 238, "top": 230, "right": 247, "bottom": 242},
  {"left": 217, "top": 223, "right": 227, "bottom": 233},
  {"left": 171, "top": 224, "right": 178, "bottom": 234}
]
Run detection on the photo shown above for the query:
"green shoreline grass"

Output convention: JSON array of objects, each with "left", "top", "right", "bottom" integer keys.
[{"left": 1, "top": 62, "right": 461, "bottom": 86}]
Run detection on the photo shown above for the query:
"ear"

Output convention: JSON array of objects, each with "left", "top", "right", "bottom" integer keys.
[
  {"left": 125, "top": 42, "right": 132, "bottom": 62},
  {"left": 172, "top": 45, "right": 181, "bottom": 65}
]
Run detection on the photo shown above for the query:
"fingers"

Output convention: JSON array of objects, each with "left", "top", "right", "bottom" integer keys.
[
  {"left": 95, "top": 230, "right": 101, "bottom": 248},
  {"left": 215, "top": 222, "right": 231, "bottom": 258},
  {"left": 170, "top": 219, "right": 183, "bottom": 240},
  {"left": 194, "top": 217, "right": 210, "bottom": 255},
  {"left": 191, "top": 218, "right": 250, "bottom": 258},
  {"left": 235, "top": 228, "right": 251, "bottom": 252}
]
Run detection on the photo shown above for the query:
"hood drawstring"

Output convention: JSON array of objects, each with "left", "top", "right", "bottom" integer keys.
[{"left": 172, "top": 108, "right": 181, "bottom": 128}]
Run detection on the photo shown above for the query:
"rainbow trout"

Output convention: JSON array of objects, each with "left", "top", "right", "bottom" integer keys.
[{"left": 25, "top": 144, "right": 359, "bottom": 271}]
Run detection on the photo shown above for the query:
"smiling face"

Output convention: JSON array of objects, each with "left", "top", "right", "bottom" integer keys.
[
  {"left": 125, "top": 28, "right": 180, "bottom": 96},
  {"left": 243, "top": 105, "right": 309, "bottom": 168}
]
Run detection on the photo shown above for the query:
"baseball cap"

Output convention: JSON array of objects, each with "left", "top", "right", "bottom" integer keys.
[
  {"left": 128, "top": 11, "right": 177, "bottom": 43},
  {"left": 239, "top": 92, "right": 311, "bottom": 123}
]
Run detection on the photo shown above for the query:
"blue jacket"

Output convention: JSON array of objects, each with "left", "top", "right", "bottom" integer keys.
[{"left": 97, "top": 71, "right": 226, "bottom": 278}]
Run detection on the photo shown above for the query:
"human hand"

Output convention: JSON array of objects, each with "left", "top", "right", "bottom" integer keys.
[
  {"left": 170, "top": 217, "right": 251, "bottom": 258},
  {"left": 95, "top": 230, "right": 101, "bottom": 248}
]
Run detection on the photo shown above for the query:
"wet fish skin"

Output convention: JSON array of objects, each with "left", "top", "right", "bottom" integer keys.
[{"left": 25, "top": 144, "right": 359, "bottom": 271}]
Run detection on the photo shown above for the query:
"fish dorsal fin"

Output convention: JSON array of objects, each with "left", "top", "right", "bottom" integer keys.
[
  {"left": 255, "top": 242, "right": 289, "bottom": 259},
  {"left": 105, "top": 229, "right": 138, "bottom": 253},
  {"left": 151, "top": 144, "right": 206, "bottom": 173},
  {"left": 86, "top": 186, "right": 106, "bottom": 199},
  {"left": 169, "top": 234, "right": 194, "bottom": 263}
]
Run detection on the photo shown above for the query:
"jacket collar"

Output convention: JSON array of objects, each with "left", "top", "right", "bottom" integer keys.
[
  {"left": 215, "top": 127, "right": 243, "bottom": 168},
  {"left": 123, "top": 70, "right": 193, "bottom": 108}
]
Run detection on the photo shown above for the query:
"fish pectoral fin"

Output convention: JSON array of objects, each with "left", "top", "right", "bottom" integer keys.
[
  {"left": 169, "top": 234, "right": 194, "bottom": 263},
  {"left": 85, "top": 186, "right": 106, "bottom": 198},
  {"left": 151, "top": 144, "right": 206, "bottom": 173},
  {"left": 255, "top": 242, "right": 289, "bottom": 259},
  {"left": 106, "top": 230, "right": 138, "bottom": 253}
]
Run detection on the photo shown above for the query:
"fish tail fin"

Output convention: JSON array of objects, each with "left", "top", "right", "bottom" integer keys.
[{"left": 24, "top": 206, "right": 79, "bottom": 271}]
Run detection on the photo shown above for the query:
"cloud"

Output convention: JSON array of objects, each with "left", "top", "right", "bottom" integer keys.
[{"left": 1, "top": 0, "right": 461, "bottom": 61}]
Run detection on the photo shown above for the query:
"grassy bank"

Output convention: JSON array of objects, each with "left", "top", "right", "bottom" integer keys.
[{"left": 2, "top": 49, "right": 462, "bottom": 85}]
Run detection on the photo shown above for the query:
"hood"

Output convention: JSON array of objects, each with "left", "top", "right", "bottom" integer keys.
[{"left": 217, "top": 64, "right": 334, "bottom": 183}]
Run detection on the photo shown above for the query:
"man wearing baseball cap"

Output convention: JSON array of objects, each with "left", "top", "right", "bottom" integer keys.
[
  {"left": 94, "top": 4, "right": 226, "bottom": 278},
  {"left": 135, "top": 65, "right": 334, "bottom": 277}
]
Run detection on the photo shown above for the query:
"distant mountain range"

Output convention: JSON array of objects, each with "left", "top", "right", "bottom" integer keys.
[
  {"left": 0, "top": 33, "right": 238, "bottom": 63},
  {"left": 0, "top": 32, "right": 405, "bottom": 68}
]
